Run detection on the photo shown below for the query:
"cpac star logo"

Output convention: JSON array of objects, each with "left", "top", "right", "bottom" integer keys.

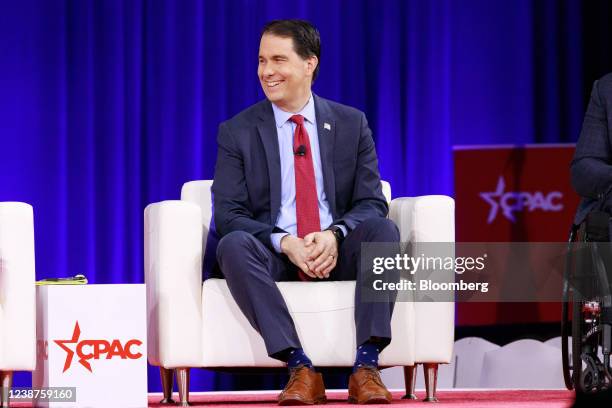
[
  {"left": 54, "top": 321, "right": 143, "bottom": 373},
  {"left": 479, "top": 176, "right": 563, "bottom": 223},
  {"left": 54, "top": 321, "right": 84, "bottom": 372}
]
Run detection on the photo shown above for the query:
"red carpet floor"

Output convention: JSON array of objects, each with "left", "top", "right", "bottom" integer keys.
[
  {"left": 5, "top": 389, "right": 574, "bottom": 407},
  {"left": 147, "top": 390, "right": 574, "bottom": 407}
]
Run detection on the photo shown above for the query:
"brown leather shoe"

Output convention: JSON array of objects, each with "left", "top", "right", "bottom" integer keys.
[
  {"left": 348, "top": 366, "right": 392, "bottom": 404},
  {"left": 278, "top": 366, "right": 327, "bottom": 405}
]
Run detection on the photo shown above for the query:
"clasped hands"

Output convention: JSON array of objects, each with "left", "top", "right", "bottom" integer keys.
[{"left": 280, "top": 231, "right": 338, "bottom": 279}]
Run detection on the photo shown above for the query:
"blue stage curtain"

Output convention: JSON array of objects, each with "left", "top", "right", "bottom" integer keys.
[{"left": 1, "top": 0, "right": 582, "bottom": 391}]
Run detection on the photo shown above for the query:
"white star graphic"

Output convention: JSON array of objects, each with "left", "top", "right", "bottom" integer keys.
[{"left": 479, "top": 177, "right": 514, "bottom": 224}]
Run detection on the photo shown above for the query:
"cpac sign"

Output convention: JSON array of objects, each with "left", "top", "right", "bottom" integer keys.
[
  {"left": 480, "top": 176, "right": 563, "bottom": 223},
  {"left": 54, "top": 321, "right": 143, "bottom": 373}
]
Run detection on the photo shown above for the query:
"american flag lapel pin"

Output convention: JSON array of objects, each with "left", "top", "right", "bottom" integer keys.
[{"left": 324, "top": 122, "right": 331, "bottom": 131}]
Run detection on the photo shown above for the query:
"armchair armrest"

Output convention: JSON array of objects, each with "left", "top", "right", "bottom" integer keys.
[
  {"left": 389, "top": 195, "right": 455, "bottom": 363},
  {"left": 144, "top": 201, "right": 203, "bottom": 368},
  {"left": 0, "top": 202, "right": 36, "bottom": 370}
]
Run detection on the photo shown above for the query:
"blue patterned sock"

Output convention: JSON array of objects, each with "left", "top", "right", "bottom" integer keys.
[
  {"left": 353, "top": 341, "right": 380, "bottom": 372},
  {"left": 286, "top": 348, "right": 313, "bottom": 370}
]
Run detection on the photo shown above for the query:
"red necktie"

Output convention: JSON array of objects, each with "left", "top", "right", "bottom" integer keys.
[{"left": 290, "top": 114, "right": 320, "bottom": 281}]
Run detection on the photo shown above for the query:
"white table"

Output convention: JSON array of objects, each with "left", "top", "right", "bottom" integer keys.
[{"left": 33, "top": 284, "right": 148, "bottom": 408}]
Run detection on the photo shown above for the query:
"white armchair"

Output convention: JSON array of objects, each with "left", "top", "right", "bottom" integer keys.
[
  {"left": 145, "top": 181, "right": 454, "bottom": 405},
  {"left": 0, "top": 203, "right": 36, "bottom": 407}
]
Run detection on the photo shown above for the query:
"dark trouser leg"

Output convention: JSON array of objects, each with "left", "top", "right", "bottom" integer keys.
[
  {"left": 332, "top": 218, "right": 400, "bottom": 349},
  {"left": 216, "top": 231, "right": 301, "bottom": 357}
]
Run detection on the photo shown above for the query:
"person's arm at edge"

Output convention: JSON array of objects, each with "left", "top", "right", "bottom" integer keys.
[{"left": 571, "top": 78, "right": 612, "bottom": 199}]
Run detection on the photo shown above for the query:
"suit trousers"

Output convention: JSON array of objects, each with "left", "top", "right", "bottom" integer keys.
[{"left": 216, "top": 217, "right": 400, "bottom": 359}]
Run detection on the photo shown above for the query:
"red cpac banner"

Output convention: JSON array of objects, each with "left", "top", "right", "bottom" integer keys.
[{"left": 454, "top": 144, "right": 580, "bottom": 326}]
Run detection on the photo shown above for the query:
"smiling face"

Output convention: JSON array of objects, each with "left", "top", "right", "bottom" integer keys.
[{"left": 258, "top": 33, "right": 318, "bottom": 112}]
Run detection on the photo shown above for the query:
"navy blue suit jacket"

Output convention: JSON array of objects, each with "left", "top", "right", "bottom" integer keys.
[
  {"left": 211, "top": 94, "right": 388, "bottom": 250},
  {"left": 571, "top": 73, "right": 612, "bottom": 224}
]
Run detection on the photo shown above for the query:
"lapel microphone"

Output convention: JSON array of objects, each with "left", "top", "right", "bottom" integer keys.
[{"left": 294, "top": 145, "right": 306, "bottom": 156}]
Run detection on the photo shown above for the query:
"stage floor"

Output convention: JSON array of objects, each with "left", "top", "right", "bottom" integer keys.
[
  {"left": 144, "top": 389, "right": 574, "bottom": 407},
  {"left": 6, "top": 389, "right": 574, "bottom": 407}
]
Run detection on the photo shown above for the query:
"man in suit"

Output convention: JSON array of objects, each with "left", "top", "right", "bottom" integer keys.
[
  {"left": 571, "top": 73, "right": 612, "bottom": 400},
  {"left": 572, "top": 73, "right": 612, "bottom": 225},
  {"left": 212, "top": 19, "right": 399, "bottom": 405}
]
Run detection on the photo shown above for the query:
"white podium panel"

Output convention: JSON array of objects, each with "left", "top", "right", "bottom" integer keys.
[{"left": 33, "top": 284, "right": 147, "bottom": 408}]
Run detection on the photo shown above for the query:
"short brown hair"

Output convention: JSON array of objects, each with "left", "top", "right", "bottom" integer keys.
[{"left": 262, "top": 19, "right": 321, "bottom": 81}]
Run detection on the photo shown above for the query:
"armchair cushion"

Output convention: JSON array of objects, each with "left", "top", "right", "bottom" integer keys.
[{"left": 198, "top": 279, "right": 416, "bottom": 368}]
